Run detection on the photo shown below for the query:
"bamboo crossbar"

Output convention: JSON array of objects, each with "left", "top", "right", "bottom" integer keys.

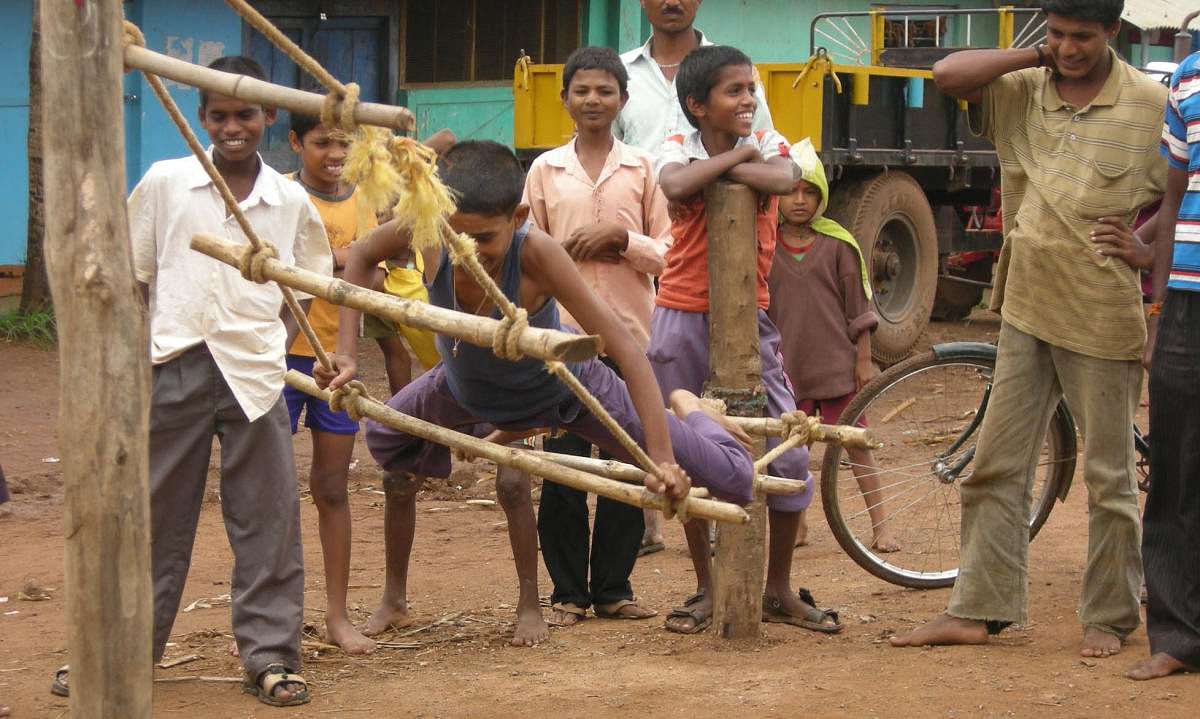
[
  {"left": 285, "top": 372, "right": 749, "bottom": 524},
  {"left": 124, "top": 45, "right": 416, "bottom": 133},
  {"left": 191, "top": 233, "right": 603, "bottom": 363},
  {"left": 521, "top": 448, "right": 806, "bottom": 495},
  {"left": 729, "top": 416, "right": 878, "bottom": 449}
]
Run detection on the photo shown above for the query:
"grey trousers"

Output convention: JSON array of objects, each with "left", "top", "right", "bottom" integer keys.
[
  {"left": 150, "top": 345, "right": 304, "bottom": 677},
  {"left": 947, "top": 323, "right": 1143, "bottom": 637}
]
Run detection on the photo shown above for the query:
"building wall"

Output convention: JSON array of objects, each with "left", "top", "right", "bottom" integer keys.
[{"left": 0, "top": 0, "right": 32, "bottom": 267}]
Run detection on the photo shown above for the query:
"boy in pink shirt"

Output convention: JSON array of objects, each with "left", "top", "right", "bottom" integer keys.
[{"left": 521, "top": 46, "right": 672, "bottom": 627}]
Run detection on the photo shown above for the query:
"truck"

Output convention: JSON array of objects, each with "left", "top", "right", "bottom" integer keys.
[{"left": 513, "top": 6, "right": 1046, "bottom": 363}]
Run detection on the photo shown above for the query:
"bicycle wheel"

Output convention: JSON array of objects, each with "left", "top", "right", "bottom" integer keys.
[{"left": 820, "top": 350, "right": 1076, "bottom": 589}]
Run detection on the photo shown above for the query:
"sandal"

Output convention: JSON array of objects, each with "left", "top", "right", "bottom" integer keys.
[
  {"left": 594, "top": 598, "right": 658, "bottom": 620},
  {"left": 547, "top": 601, "right": 587, "bottom": 627},
  {"left": 664, "top": 590, "right": 710, "bottom": 634},
  {"left": 637, "top": 534, "right": 665, "bottom": 556},
  {"left": 242, "top": 664, "right": 310, "bottom": 707},
  {"left": 50, "top": 664, "right": 69, "bottom": 697},
  {"left": 761, "top": 588, "right": 843, "bottom": 634}
]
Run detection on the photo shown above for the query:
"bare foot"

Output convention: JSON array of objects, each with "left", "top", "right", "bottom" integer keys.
[
  {"left": 669, "top": 390, "right": 752, "bottom": 451},
  {"left": 358, "top": 600, "right": 412, "bottom": 636},
  {"left": 547, "top": 602, "right": 586, "bottom": 627},
  {"left": 326, "top": 614, "right": 376, "bottom": 655},
  {"left": 1125, "top": 652, "right": 1198, "bottom": 680},
  {"left": 511, "top": 605, "right": 549, "bottom": 646},
  {"left": 229, "top": 639, "right": 239, "bottom": 657},
  {"left": 889, "top": 614, "right": 988, "bottom": 647},
  {"left": 1081, "top": 626, "right": 1122, "bottom": 658},
  {"left": 872, "top": 528, "right": 901, "bottom": 553}
]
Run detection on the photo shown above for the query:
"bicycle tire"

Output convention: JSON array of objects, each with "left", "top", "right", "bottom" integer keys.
[{"left": 820, "top": 349, "right": 1076, "bottom": 589}]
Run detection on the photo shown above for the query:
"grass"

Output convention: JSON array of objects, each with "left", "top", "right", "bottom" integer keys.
[{"left": 0, "top": 304, "right": 57, "bottom": 347}]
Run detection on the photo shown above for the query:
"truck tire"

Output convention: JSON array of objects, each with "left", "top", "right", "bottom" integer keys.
[{"left": 826, "top": 171, "right": 938, "bottom": 365}]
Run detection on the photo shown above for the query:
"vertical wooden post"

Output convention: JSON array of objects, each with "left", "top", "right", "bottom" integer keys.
[
  {"left": 704, "top": 181, "right": 766, "bottom": 639},
  {"left": 41, "top": 1, "right": 153, "bottom": 716}
]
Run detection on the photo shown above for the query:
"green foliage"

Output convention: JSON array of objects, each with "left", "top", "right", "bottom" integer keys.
[{"left": 0, "top": 304, "right": 57, "bottom": 347}]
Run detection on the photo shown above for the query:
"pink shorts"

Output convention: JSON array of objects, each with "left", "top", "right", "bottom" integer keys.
[{"left": 795, "top": 393, "right": 868, "bottom": 428}]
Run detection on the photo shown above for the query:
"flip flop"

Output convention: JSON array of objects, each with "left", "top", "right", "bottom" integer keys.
[
  {"left": 638, "top": 535, "right": 665, "bottom": 556},
  {"left": 664, "top": 590, "right": 710, "bottom": 634},
  {"left": 547, "top": 602, "right": 587, "bottom": 627},
  {"left": 242, "top": 664, "right": 310, "bottom": 707},
  {"left": 761, "top": 588, "right": 843, "bottom": 634},
  {"left": 594, "top": 598, "right": 658, "bottom": 620},
  {"left": 50, "top": 665, "right": 69, "bottom": 697}
]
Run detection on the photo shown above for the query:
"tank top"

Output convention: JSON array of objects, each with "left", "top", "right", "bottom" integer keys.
[{"left": 427, "top": 221, "right": 578, "bottom": 422}]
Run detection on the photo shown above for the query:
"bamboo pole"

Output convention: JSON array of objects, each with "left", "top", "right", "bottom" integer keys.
[
  {"left": 124, "top": 45, "right": 415, "bottom": 133},
  {"left": 285, "top": 372, "right": 748, "bottom": 524},
  {"left": 520, "top": 449, "right": 806, "bottom": 495},
  {"left": 43, "top": 1, "right": 153, "bottom": 715},
  {"left": 705, "top": 181, "right": 767, "bottom": 639},
  {"left": 191, "top": 233, "right": 603, "bottom": 363},
  {"left": 728, "top": 416, "right": 878, "bottom": 448}
]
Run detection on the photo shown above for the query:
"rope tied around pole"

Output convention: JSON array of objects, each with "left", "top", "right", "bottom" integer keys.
[
  {"left": 320, "top": 82, "right": 361, "bottom": 133},
  {"left": 236, "top": 242, "right": 279, "bottom": 284},
  {"left": 122, "top": 19, "right": 146, "bottom": 51},
  {"left": 779, "top": 411, "right": 822, "bottom": 447},
  {"left": 328, "top": 380, "right": 372, "bottom": 422},
  {"left": 492, "top": 310, "right": 528, "bottom": 360},
  {"left": 647, "top": 490, "right": 691, "bottom": 524}
]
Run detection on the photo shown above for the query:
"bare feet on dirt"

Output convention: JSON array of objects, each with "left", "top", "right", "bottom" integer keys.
[
  {"left": 889, "top": 614, "right": 989, "bottom": 647},
  {"left": 1080, "top": 627, "right": 1122, "bottom": 658},
  {"left": 358, "top": 600, "right": 412, "bottom": 636},
  {"left": 871, "top": 528, "right": 901, "bottom": 553},
  {"left": 1125, "top": 652, "right": 1198, "bottom": 680},
  {"left": 511, "top": 605, "right": 549, "bottom": 647},
  {"left": 326, "top": 613, "right": 377, "bottom": 655}
]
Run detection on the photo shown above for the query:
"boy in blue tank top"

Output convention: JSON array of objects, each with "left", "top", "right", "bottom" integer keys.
[{"left": 321, "top": 141, "right": 755, "bottom": 647}]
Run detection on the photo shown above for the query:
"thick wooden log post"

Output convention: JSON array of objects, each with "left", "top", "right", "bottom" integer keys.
[
  {"left": 42, "top": 1, "right": 153, "bottom": 716},
  {"left": 704, "top": 181, "right": 766, "bottom": 639}
]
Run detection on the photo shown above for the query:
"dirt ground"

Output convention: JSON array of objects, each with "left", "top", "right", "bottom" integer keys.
[{"left": 0, "top": 310, "right": 1193, "bottom": 718}]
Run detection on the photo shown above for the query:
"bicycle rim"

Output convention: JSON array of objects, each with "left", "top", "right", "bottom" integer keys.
[{"left": 820, "top": 351, "right": 1071, "bottom": 589}]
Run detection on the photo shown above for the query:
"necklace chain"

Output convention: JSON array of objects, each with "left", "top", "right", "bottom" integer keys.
[{"left": 657, "top": 60, "right": 681, "bottom": 69}]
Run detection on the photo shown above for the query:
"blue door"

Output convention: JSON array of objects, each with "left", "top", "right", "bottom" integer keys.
[{"left": 247, "top": 16, "right": 385, "bottom": 173}]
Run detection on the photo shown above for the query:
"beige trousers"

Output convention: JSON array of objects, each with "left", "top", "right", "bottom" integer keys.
[{"left": 947, "top": 323, "right": 1143, "bottom": 637}]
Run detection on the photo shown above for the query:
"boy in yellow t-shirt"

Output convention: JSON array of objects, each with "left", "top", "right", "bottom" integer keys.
[{"left": 285, "top": 114, "right": 378, "bottom": 655}]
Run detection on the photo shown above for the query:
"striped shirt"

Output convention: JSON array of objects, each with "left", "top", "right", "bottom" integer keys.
[
  {"left": 1161, "top": 51, "right": 1200, "bottom": 292},
  {"left": 974, "top": 48, "right": 1168, "bottom": 360}
]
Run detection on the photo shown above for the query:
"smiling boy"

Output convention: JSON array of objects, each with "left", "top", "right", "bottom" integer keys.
[
  {"left": 520, "top": 46, "right": 671, "bottom": 628},
  {"left": 891, "top": 0, "right": 1168, "bottom": 657},
  {"left": 649, "top": 45, "right": 841, "bottom": 635}
]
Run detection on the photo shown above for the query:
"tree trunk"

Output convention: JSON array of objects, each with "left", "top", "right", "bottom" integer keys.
[
  {"left": 21, "top": 0, "right": 50, "bottom": 311},
  {"left": 704, "top": 181, "right": 767, "bottom": 639},
  {"left": 41, "top": 1, "right": 153, "bottom": 716}
]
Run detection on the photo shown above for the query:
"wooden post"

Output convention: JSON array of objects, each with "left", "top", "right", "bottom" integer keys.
[
  {"left": 704, "top": 181, "right": 766, "bottom": 639},
  {"left": 42, "top": 2, "right": 153, "bottom": 716}
]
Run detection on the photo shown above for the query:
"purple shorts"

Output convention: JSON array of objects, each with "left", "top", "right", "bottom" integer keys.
[
  {"left": 364, "top": 358, "right": 755, "bottom": 504},
  {"left": 284, "top": 355, "right": 360, "bottom": 435},
  {"left": 646, "top": 307, "right": 813, "bottom": 512}
]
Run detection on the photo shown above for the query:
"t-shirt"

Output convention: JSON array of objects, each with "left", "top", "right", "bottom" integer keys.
[
  {"left": 653, "top": 128, "right": 790, "bottom": 313},
  {"left": 287, "top": 177, "right": 378, "bottom": 357},
  {"left": 1161, "top": 51, "right": 1200, "bottom": 292},
  {"left": 974, "top": 48, "right": 1168, "bottom": 360}
]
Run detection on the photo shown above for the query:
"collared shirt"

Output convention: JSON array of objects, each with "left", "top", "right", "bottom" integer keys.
[
  {"left": 975, "top": 48, "right": 1168, "bottom": 360},
  {"left": 653, "top": 128, "right": 790, "bottom": 313},
  {"left": 614, "top": 29, "right": 773, "bottom": 157},
  {"left": 129, "top": 151, "right": 332, "bottom": 420},
  {"left": 522, "top": 137, "right": 671, "bottom": 349},
  {"left": 1161, "top": 51, "right": 1200, "bottom": 292}
]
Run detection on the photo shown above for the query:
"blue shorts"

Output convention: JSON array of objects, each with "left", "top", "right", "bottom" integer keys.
[{"left": 284, "top": 355, "right": 360, "bottom": 435}]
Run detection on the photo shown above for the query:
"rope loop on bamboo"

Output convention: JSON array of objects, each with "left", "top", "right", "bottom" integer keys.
[
  {"left": 320, "top": 82, "right": 361, "bottom": 133},
  {"left": 780, "top": 411, "right": 821, "bottom": 447},
  {"left": 492, "top": 309, "right": 528, "bottom": 360},
  {"left": 122, "top": 20, "right": 147, "bottom": 56},
  {"left": 657, "top": 494, "right": 691, "bottom": 524},
  {"left": 236, "top": 242, "right": 279, "bottom": 284},
  {"left": 328, "top": 379, "right": 371, "bottom": 422}
]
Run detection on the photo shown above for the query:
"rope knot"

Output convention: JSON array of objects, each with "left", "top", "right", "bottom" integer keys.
[
  {"left": 122, "top": 21, "right": 146, "bottom": 50},
  {"left": 320, "top": 83, "right": 361, "bottom": 133},
  {"left": 492, "top": 308, "right": 528, "bottom": 360},
  {"left": 236, "top": 242, "right": 279, "bottom": 283},
  {"left": 657, "top": 494, "right": 691, "bottom": 524},
  {"left": 780, "top": 411, "right": 821, "bottom": 447},
  {"left": 328, "top": 379, "right": 370, "bottom": 422}
]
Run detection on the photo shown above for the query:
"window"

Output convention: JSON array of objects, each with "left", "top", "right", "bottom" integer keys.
[
  {"left": 876, "top": 5, "right": 955, "bottom": 48},
  {"left": 402, "top": 0, "right": 582, "bottom": 85}
]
